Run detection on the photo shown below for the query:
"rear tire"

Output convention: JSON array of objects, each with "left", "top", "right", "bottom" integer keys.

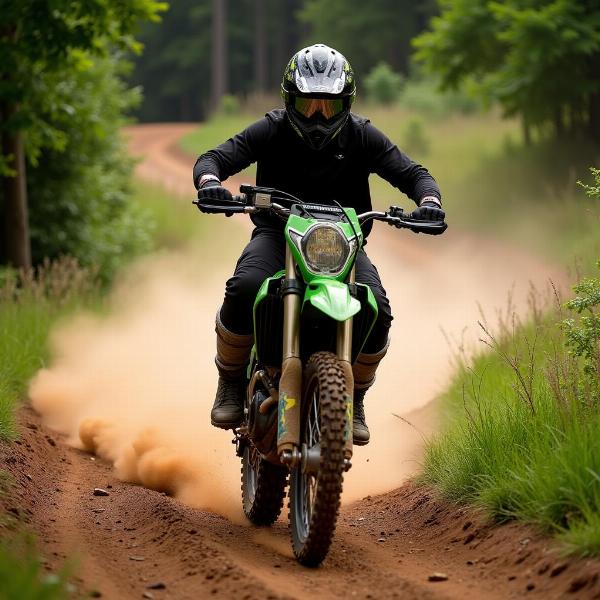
[
  {"left": 241, "top": 443, "right": 287, "bottom": 525},
  {"left": 288, "top": 351, "right": 347, "bottom": 567}
]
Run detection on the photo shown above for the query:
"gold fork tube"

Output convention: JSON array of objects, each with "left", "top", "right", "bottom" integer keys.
[
  {"left": 277, "top": 246, "right": 302, "bottom": 455},
  {"left": 283, "top": 247, "right": 300, "bottom": 360},
  {"left": 337, "top": 266, "right": 355, "bottom": 459}
]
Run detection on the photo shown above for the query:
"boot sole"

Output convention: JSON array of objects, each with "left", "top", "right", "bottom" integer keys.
[
  {"left": 211, "top": 418, "right": 243, "bottom": 430},
  {"left": 353, "top": 436, "right": 370, "bottom": 446}
]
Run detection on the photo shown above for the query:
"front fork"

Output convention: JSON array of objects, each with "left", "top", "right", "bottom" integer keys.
[
  {"left": 277, "top": 246, "right": 302, "bottom": 465},
  {"left": 337, "top": 269, "right": 355, "bottom": 464},
  {"left": 277, "top": 246, "right": 354, "bottom": 467}
]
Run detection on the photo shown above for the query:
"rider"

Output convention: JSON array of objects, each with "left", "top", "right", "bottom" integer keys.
[{"left": 194, "top": 44, "right": 444, "bottom": 445}]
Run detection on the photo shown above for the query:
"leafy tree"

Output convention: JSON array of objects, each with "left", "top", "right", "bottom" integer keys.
[
  {"left": 0, "top": 0, "right": 166, "bottom": 268},
  {"left": 27, "top": 54, "right": 152, "bottom": 282},
  {"left": 414, "top": 0, "right": 600, "bottom": 142}
]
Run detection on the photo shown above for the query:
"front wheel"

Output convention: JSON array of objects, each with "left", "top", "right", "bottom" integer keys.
[
  {"left": 289, "top": 351, "right": 348, "bottom": 567},
  {"left": 241, "top": 443, "right": 287, "bottom": 525}
]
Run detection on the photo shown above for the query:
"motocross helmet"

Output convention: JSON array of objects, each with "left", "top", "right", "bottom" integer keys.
[{"left": 281, "top": 44, "right": 356, "bottom": 151}]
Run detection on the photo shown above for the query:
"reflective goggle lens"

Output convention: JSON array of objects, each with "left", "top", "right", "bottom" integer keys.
[{"left": 293, "top": 97, "right": 345, "bottom": 120}]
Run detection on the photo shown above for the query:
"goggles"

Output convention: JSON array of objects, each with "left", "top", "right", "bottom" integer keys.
[{"left": 290, "top": 95, "right": 349, "bottom": 120}]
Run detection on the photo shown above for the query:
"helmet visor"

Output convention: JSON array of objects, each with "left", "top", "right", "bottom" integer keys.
[{"left": 292, "top": 96, "right": 346, "bottom": 120}]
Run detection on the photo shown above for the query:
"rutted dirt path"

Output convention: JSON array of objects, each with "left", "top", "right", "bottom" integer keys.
[{"left": 4, "top": 122, "right": 600, "bottom": 599}]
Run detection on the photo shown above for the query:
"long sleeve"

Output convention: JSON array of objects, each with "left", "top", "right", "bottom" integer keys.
[
  {"left": 364, "top": 122, "right": 442, "bottom": 205},
  {"left": 193, "top": 116, "right": 273, "bottom": 188}
]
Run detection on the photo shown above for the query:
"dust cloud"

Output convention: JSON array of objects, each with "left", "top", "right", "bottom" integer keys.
[
  {"left": 29, "top": 252, "right": 247, "bottom": 523},
  {"left": 29, "top": 226, "right": 567, "bottom": 519}
]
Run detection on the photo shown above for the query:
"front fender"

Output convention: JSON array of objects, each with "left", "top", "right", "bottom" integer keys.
[{"left": 303, "top": 278, "right": 361, "bottom": 322}]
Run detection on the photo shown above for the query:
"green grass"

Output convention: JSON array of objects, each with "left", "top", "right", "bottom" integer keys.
[
  {"left": 422, "top": 299, "right": 600, "bottom": 556},
  {"left": 0, "top": 259, "right": 99, "bottom": 440}
]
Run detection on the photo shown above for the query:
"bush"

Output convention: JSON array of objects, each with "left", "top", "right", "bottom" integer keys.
[
  {"left": 24, "top": 54, "right": 152, "bottom": 284},
  {"left": 400, "top": 76, "right": 479, "bottom": 118},
  {"left": 364, "top": 62, "right": 404, "bottom": 105},
  {"left": 218, "top": 94, "right": 241, "bottom": 116},
  {"left": 564, "top": 169, "right": 600, "bottom": 383},
  {"left": 564, "top": 262, "right": 600, "bottom": 386}
]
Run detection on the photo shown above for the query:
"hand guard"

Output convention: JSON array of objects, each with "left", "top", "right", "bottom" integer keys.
[{"left": 411, "top": 200, "right": 445, "bottom": 222}]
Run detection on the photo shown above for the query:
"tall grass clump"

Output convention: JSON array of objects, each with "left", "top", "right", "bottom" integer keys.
[
  {"left": 0, "top": 257, "right": 98, "bottom": 440},
  {"left": 423, "top": 268, "right": 600, "bottom": 556}
]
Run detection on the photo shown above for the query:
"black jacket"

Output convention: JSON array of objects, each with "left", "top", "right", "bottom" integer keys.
[{"left": 193, "top": 109, "right": 441, "bottom": 235}]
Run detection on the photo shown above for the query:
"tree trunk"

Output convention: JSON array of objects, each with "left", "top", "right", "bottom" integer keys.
[
  {"left": 1, "top": 101, "right": 31, "bottom": 269},
  {"left": 254, "top": 0, "right": 267, "bottom": 94},
  {"left": 211, "top": 0, "right": 228, "bottom": 112}
]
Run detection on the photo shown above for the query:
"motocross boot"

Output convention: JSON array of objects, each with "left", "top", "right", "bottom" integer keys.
[
  {"left": 352, "top": 388, "right": 370, "bottom": 445},
  {"left": 352, "top": 340, "right": 390, "bottom": 445},
  {"left": 211, "top": 312, "right": 253, "bottom": 429}
]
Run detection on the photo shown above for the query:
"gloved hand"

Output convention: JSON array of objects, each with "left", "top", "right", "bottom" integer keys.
[
  {"left": 197, "top": 179, "right": 233, "bottom": 204},
  {"left": 411, "top": 199, "right": 445, "bottom": 222}
]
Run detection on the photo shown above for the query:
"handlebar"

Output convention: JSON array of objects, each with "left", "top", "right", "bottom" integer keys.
[{"left": 193, "top": 184, "right": 447, "bottom": 235}]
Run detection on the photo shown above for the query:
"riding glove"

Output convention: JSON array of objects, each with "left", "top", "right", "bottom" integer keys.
[
  {"left": 197, "top": 178, "right": 234, "bottom": 203},
  {"left": 412, "top": 199, "right": 445, "bottom": 221}
]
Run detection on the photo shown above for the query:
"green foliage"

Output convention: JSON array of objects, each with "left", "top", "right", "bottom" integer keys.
[
  {"left": 422, "top": 303, "right": 600, "bottom": 556},
  {"left": 564, "top": 261, "right": 600, "bottom": 383},
  {"left": 25, "top": 55, "right": 152, "bottom": 283},
  {"left": 414, "top": 0, "right": 600, "bottom": 139},
  {"left": 0, "top": 0, "right": 166, "bottom": 161},
  {"left": 0, "top": 534, "right": 71, "bottom": 600},
  {"left": 218, "top": 94, "right": 242, "bottom": 116},
  {"left": 364, "top": 63, "right": 404, "bottom": 105},
  {"left": 0, "top": 258, "right": 98, "bottom": 440}
]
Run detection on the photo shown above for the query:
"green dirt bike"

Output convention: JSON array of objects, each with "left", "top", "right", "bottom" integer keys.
[{"left": 194, "top": 184, "right": 447, "bottom": 566}]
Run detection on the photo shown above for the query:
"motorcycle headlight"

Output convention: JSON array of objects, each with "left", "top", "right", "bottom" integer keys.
[{"left": 301, "top": 224, "right": 350, "bottom": 274}]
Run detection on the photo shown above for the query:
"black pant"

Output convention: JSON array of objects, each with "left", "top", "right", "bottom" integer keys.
[{"left": 220, "top": 228, "right": 393, "bottom": 354}]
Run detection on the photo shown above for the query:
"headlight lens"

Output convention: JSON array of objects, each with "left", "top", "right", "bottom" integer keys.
[{"left": 301, "top": 224, "right": 350, "bottom": 273}]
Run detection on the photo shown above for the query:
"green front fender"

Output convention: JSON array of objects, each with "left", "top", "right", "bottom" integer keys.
[{"left": 303, "top": 278, "right": 361, "bottom": 322}]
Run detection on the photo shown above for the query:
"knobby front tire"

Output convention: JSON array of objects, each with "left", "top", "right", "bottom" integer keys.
[{"left": 288, "top": 351, "right": 347, "bottom": 567}]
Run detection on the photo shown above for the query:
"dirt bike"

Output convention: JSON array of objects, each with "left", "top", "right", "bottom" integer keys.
[{"left": 194, "top": 184, "right": 447, "bottom": 566}]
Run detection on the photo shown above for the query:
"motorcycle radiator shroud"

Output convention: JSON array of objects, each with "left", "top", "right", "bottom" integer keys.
[{"left": 252, "top": 272, "right": 377, "bottom": 369}]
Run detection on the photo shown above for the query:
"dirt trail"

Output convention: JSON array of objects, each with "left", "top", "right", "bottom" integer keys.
[{"left": 7, "top": 122, "right": 599, "bottom": 599}]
